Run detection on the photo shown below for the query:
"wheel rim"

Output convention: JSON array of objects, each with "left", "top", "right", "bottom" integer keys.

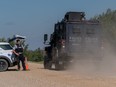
[{"left": 0, "top": 61, "right": 7, "bottom": 71}]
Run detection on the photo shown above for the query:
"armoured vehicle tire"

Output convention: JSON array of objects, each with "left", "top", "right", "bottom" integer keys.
[
  {"left": 55, "top": 61, "right": 60, "bottom": 70},
  {"left": 0, "top": 59, "right": 8, "bottom": 72},
  {"left": 44, "top": 56, "right": 48, "bottom": 69},
  {"left": 44, "top": 61, "right": 52, "bottom": 69},
  {"left": 44, "top": 56, "right": 52, "bottom": 69},
  {"left": 44, "top": 60, "right": 47, "bottom": 69},
  {"left": 44, "top": 58, "right": 48, "bottom": 69},
  {"left": 47, "top": 61, "right": 52, "bottom": 70},
  {"left": 55, "top": 61, "right": 64, "bottom": 70}
]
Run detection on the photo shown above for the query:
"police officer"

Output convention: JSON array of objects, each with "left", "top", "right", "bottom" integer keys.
[{"left": 13, "top": 39, "right": 26, "bottom": 71}]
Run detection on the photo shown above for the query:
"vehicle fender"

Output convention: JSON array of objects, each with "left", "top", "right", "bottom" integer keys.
[{"left": 0, "top": 56, "right": 13, "bottom": 67}]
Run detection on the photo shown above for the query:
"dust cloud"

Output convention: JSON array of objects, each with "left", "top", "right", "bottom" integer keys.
[{"left": 67, "top": 32, "right": 116, "bottom": 78}]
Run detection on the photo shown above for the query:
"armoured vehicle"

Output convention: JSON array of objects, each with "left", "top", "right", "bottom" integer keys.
[{"left": 44, "top": 12, "right": 102, "bottom": 70}]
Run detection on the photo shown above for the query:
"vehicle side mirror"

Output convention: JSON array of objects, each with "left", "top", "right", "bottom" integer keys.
[{"left": 44, "top": 34, "right": 48, "bottom": 43}]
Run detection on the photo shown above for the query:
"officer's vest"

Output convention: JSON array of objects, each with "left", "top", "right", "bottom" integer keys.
[{"left": 15, "top": 44, "right": 23, "bottom": 54}]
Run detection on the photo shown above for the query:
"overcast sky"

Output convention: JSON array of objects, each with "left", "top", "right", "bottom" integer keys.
[{"left": 0, "top": 0, "right": 116, "bottom": 50}]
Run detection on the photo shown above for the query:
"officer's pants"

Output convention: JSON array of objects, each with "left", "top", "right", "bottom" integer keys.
[{"left": 17, "top": 54, "right": 26, "bottom": 70}]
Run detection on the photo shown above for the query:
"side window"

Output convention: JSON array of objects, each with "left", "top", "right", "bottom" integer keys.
[
  {"left": 86, "top": 28, "right": 95, "bottom": 34},
  {"left": 0, "top": 44, "right": 12, "bottom": 50},
  {"left": 73, "top": 28, "right": 81, "bottom": 33},
  {"left": 72, "top": 27, "right": 81, "bottom": 36}
]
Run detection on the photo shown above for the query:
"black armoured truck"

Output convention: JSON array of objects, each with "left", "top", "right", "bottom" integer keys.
[{"left": 44, "top": 12, "right": 102, "bottom": 70}]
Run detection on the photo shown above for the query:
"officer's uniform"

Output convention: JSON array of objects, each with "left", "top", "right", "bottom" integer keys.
[{"left": 14, "top": 44, "right": 26, "bottom": 70}]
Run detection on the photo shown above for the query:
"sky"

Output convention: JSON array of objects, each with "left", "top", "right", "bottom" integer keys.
[{"left": 0, "top": 0, "right": 116, "bottom": 50}]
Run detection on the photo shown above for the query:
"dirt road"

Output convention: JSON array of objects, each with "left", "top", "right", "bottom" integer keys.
[{"left": 0, "top": 62, "right": 116, "bottom": 87}]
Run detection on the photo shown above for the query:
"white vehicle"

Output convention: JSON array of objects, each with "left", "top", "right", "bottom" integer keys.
[{"left": 0, "top": 42, "right": 17, "bottom": 72}]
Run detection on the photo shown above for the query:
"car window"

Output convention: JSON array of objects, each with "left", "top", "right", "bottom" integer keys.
[{"left": 0, "top": 44, "right": 13, "bottom": 50}]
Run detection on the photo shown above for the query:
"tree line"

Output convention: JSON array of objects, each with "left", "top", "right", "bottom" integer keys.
[{"left": 92, "top": 8, "right": 116, "bottom": 46}]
